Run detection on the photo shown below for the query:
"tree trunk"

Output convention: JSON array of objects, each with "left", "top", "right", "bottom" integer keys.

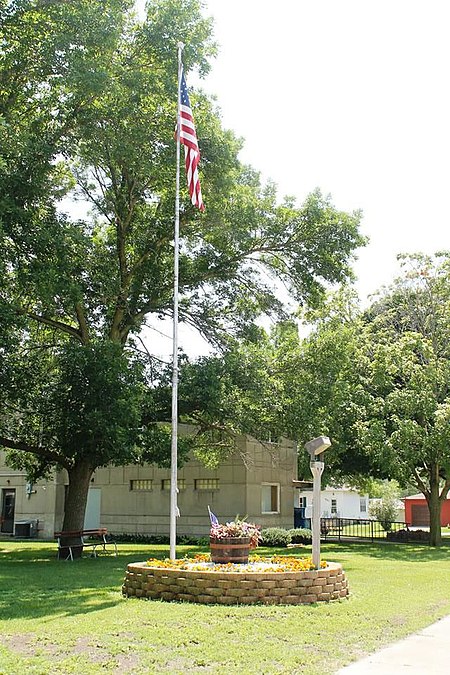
[
  {"left": 427, "top": 466, "right": 442, "bottom": 547},
  {"left": 59, "top": 460, "right": 94, "bottom": 559}
]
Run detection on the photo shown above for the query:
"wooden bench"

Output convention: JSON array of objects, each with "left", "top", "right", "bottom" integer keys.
[{"left": 55, "top": 528, "right": 117, "bottom": 561}]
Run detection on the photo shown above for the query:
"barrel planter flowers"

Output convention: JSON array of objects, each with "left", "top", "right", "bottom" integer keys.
[{"left": 210, "top": 517, "right": 261, "bottom": 564}]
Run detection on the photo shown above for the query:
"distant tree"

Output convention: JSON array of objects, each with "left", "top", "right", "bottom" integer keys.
[
  {"left": 287, "top": 255, "right": 450, "bottom": 545},
  {"left": 368, "top": 481, "right": 401, "bottom": 531}
]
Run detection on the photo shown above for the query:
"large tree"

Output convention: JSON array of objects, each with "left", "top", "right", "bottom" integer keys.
[{"left": 0, "top": 0, "right": 365, "bottom": 534}]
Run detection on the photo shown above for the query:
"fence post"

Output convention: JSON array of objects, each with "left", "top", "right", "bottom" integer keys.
[{"left": 371, "top": 519, "right": 374, "bottom": 543}]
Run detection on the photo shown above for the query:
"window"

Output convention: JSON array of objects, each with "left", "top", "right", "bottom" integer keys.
[
  {"left": 331, "top": 498, "right": 338, "bottom": 514},
  {"left": 360, "top": 497, "right": 367, "bottom": 513},
  {"left": 130, "top": 479, "right": 153, "bottom": 491},
  {"left": 161, "top": 479, "right": 186, "bottom": 491},
  {"left": 261, "top": 483, "right": 280, "bottom": 513},
  {"left": 298, "top": 496, "right": 307, "bottom": 508},
  {"left": 195, "top": 479, "right": 219, "bottom": 490}
]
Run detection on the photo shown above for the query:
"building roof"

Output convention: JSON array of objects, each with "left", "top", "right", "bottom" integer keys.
[{"left": 404, "top": 493, "right": 450, "bottom": 501}]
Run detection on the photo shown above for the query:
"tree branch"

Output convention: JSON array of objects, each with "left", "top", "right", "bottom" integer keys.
[
  {"left": 0, "top": 436, "right": 70, "bottom": 470},
  {"left": 18, "top": 308, "right": 83, "bottom": 342},
  {"left": 75, "top": 302, "right": 90, "bottom": 344}
]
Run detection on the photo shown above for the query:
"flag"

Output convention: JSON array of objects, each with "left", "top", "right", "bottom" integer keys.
[
  {"left": 179, "top": 70, "right": 205, "bottom": 211},
  {"left": 208, "top": 505, "right": 219, "bottom": 527}
]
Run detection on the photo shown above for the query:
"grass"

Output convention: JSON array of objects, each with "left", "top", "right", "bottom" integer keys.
[{"left": 0, "top": 540, "right": 449, "bottom": 674}]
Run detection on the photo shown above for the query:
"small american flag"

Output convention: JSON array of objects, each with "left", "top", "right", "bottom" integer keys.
[
  {"left": 179, "top": 70, "right": 205, "bottom": 212},
  {"left": 208, "top": 505, "right": 219, "bottom": 527}
]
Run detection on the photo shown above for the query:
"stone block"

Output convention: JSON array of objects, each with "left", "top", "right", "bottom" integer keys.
[
  {"left": 146, "top": 590, "right": 160, "bottom": 599},
  {"left": 318, "top": 592, "right": 331, "bottom": 602},
  {"left": 135, "top": 589, "right": 144, "bottom": 598},
  {"left": 216, "top": 579, "right": 235, "bottom": 589},
  {"left": 152, "top": 583, "right": 167, "bottom": 593},
  {"left": 272, "top": 587, "right": 289, "bottom": 597},
  {"left": 312, "top": 578, "right": 326, "bottom": 586},
  {"left": 216, "top": 596, "right": 238, "bottom": 605},
  {"left": 161, "top": 591, "right": 175, "bottom": 601},
  {"left": 260, "top": 580, "right": 277, "bottom": 589},
  {"left": 196, "top": 594, "right": 215, "bottom": 604},
  {"left": 205, "top": 587, "right": 223, "bottom": 597},
  {"left": 283, "top": 595, "right": 303, "bottom": 605},
  {"left": 239, "top": 596, "right": 259, "bottom": 604},
  {"left": 229, "top": 588, "right": 251, "bottom": 598},
  {"left": 340, "top": 589, "right": 349, "bottom": 597},
  {"left": 323, "top": 584, "right": 335, "bottom": 593},
  {"left": 178, "top": 593, "right": 196, "bottom": 602},
  {"left": 260, "top": 596, "right": 280, "bottom": 605},
  {"left": 300, "top": 594, "right": 318, "bottom": 604}
]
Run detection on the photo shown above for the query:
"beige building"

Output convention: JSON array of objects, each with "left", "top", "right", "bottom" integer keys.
[{"left": 0, "top": 430, "right": 298, "bottom": 539}]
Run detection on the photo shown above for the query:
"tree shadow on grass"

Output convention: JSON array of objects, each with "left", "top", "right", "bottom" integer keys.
[{"left": 0, "top": 544, "right": 155, "bottom": 622}]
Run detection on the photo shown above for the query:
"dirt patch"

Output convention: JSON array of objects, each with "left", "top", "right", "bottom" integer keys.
[
  {"left": 0, "top": 633, "right": 36, "bottom": 656},
  {"left": 72, "top": 636, "right": 111, "bottom": 664}
]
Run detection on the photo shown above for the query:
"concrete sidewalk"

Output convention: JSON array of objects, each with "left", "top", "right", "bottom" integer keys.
[{"left": 335, "top": 614, "right": 450, "bottom": 674}]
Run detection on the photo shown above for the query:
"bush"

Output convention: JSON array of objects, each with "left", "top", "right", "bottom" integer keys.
[
  {"left": 386, "top": 529, "right": 429, "bottom": 542},
  {"left": 109, "top": 533, "right": 209, "bottom": 546},
  {"left": 260, "top": 527, "right": 291, "bottom": 547},
  {"left": 288, "top": 528, "right": 312, "bottom": 544}
]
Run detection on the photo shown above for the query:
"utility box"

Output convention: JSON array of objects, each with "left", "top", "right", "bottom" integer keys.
[{"left": 14, "top": 520, "right": 38, "bottom": 538}]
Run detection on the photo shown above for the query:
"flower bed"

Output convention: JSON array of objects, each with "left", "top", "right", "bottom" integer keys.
[{"left": 122, "top": 555, "right": 349, "bottom": 605}]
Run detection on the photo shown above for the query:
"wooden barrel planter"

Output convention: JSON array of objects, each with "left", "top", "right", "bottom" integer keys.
[{"left": 210, "top": 536, "right": 251, "bottom": 563}]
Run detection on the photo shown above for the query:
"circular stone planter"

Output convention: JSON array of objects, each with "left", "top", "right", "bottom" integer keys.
[{"left": 122, "top": 561, "right": 349, "bottom": 605}]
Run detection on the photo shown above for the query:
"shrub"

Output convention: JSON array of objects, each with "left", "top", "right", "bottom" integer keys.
[
  {"left": 386, "top": 529, "right": 429, "bottom": 542},
  {"left": 109, "top": 533, "right": 209, "bottom": 545},
  {"left": 260, "top": 527, "right": 291, "bottom": 547},
  {"left": 288, "top": 528, "right": 312, "bottom": 544}
]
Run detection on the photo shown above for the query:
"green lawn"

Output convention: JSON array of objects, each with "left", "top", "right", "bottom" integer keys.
[{"left": 0, "top": 540, "right": 449, "bottom": 674}]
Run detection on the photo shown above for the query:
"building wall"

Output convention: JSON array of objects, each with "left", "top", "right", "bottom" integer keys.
[
  {"left": 0, "top": 452, "right": 60, "bottom": 538},
  {"left": 0, "top": 434, "right": 298, "bottom": 538},
  {"left": 296, "top": 487, "right": 368, "bottom": 520},
  {"left": 404, "top": 496, "right": 450, "bottom": 526}
]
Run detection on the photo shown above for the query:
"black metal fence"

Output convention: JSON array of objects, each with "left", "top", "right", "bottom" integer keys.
[{"left": 320, "top": 517, "right": 414, "bottom": 543}]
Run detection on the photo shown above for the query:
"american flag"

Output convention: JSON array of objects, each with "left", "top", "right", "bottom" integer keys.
[
  {"left": 179, "top": 70, "right": 205, "bottom": 212},
  {"left": 208, "top": 505, "right": 219, "bottom": 527}
]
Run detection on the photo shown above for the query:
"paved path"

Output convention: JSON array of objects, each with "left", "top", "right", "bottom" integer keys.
[{"left": 335, "top": 615, "right": 450, "bottom": 674}]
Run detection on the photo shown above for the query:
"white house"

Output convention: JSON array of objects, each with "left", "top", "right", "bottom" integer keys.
[{"left": 295, "top": 484, "right": 369, "bottom": 521}]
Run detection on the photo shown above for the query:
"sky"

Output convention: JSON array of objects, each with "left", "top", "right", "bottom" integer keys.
[{"left": 139, "top": 0, "right": 450, "bottom": 358}]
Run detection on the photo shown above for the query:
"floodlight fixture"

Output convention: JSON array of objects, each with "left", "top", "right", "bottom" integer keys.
[{"left": 304, "top": 435, "right": 331, "bottom": 458}]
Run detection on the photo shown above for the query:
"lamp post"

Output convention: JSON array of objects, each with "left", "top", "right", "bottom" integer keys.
[{"left": 304, "top": 436, "right": 331, "bottom": 569}]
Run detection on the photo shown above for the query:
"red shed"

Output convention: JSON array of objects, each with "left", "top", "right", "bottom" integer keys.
[{"left": 404, "top": 493, "right": 450, "bottom": 527}]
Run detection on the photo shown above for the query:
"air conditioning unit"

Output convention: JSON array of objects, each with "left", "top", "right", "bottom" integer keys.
[{"left": 14, "top": 520, "right": 38, "bottom": 538}]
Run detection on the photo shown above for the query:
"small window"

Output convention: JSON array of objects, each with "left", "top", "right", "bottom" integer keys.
[
  {"left": 261, "top": 483, "right": 280, "bottom": 514},
  {"left": 130, "top": 479, "right": 153, "bottom": 491},
  {"left": 298, "top": 496, "right": 307, "bottom": 508},
  {"left": 360, "top": 498, "right": 367, "bottom": 513},
  {"left": 331, "top": 498, "right": 338, "bottom": 514},
  {"left": 161, "top": 479, "right": 186, "bottom": 491},
  {"left": 195, "top": 479, "right": 219, "bottom": 490}
]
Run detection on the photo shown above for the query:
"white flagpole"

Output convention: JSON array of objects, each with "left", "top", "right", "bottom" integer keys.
[{"left": 170, "top": 42, "right": 184, "bottom": 560}]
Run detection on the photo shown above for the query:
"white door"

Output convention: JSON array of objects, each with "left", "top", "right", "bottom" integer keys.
[{"left": 84, "top": 488, "right": 101, "bottom": 529}]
